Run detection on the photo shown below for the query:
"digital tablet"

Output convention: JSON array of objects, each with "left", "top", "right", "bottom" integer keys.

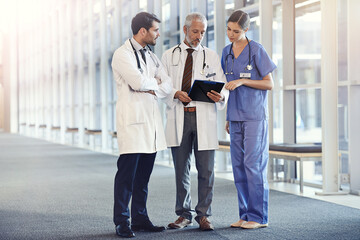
[{"left": 188, "top": 80, "right": 225, "bottom": 103}]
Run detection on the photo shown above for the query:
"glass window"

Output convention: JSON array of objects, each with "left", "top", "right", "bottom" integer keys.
[
  {"left": 338, "top": 86, "right": 348, "bottom": 151},
  {"left": 241, "top": 0, "right": 259, "bottom": 7},
  {"left": 139, "top": 0, "right": 147, "bottom": 11},
  {"left": 121, "top": 1, "right": 131, "bottom": 42},
  {"left": 206, "top": 0, "right": 215, "bottom": 49},
  {"left": 296, "top": 89, "right": 322, "bottom": 143},
  {"left": 162, "top": 0, "right": 179, "bottom": 52},
  {"left": 247, "top": 10, "right": 260, "bottom": 42},
  {"left": 337, "top": 0, "right": 349, "bottom": 185},
  {"left": 295, "top": 0, "right": 321, "bottom": 85},
  {"left": 272, "top": 1, "right": 283, "bottom": 143},
  {"left": 338, "top": 0, "right": 347, "bottom": 81},
  {"left": 295, "top": 0, "right": 322, "bottom": 143},
  {"left": 338, "top": 86, "right": 348, "bottom": 183}
]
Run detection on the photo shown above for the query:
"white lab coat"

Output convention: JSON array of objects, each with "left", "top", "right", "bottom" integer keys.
[
  {"left": 111, "top": 38, "right": 172, "bottom": 155},
  {"left": 161, "top": 42, "right": 229, "bottom": 151}
]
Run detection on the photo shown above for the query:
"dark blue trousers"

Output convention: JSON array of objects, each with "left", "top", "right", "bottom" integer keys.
[{"left": 113, "top": 152, "right": 156, "bottom": 226}]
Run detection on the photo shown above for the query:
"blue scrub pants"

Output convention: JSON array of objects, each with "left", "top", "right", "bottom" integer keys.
[
  {"left": 171, "top": 111, "right": 215, "bottom": 223},
  {"left": 113, "top": 152, "right": 156, "bottom": 226},
  {"left": 229, "top": 120, "right": 269, "bottom": 224}
]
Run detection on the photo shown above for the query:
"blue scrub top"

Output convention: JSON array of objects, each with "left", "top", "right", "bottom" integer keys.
[{"left": 221, "top": 41, "right": 276, "bottom": 121}]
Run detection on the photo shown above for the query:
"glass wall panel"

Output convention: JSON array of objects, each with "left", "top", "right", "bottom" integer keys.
[
  {"left": 121, "top": 1, "right": 131, "bottom": 42},
  {"left": 296, "top": 88, "right": 321, "bottom": 143},
  {"left": 337, "top": 0, "right": 349, "bottom": 184},
  {"left": 338, "top": 86, "right": 348, "bottom": 151},
  {"left": 139, "top": 0, "right": 147, "bottom": 11},
  {"left": 272, "top": 1, "right": 283, "bottom": 143},
  {"left": 338, "top": 0, "right": 347, "bottom": 82},
  {"left": 295, "top": 0, "right": 321, "bottom": 85},
  {"left": 206, "top": 0, "right": 215, "bottom": 49},
  {"left": 161, "top": 0, "right": 179, "bottom": 52},
  {"left": 247, "top": 10, "right": 259, "bottom": 42},
  {"left": 338, "top": 86, "right": 348, "bottom": 182}
]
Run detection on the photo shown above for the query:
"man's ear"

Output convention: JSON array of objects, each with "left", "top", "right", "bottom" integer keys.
[
  {"left": 183, "top": 25, "right": 187, "bottom": 35},
  {"left": 140, "top": 27, "right": 147, "bottom": 36}
]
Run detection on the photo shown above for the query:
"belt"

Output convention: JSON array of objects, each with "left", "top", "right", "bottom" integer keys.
[{"left": 184, "top": 107, "right": 196, "bottom": 112}]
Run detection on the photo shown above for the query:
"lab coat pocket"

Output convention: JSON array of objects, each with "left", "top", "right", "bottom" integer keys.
[{"left": 126, "top": 103, "right": 146, "bottom": 125}]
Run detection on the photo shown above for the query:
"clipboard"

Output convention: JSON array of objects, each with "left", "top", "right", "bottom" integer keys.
[{"left": 188, "top": 80, "right": 225, "bottom": 103}]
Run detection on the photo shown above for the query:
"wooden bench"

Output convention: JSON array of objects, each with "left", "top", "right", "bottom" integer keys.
[
  {"left": 84, "top": 129, "right": 102, "bottom": 148},
  {"left": 109, "top": 131, "right": 117, "bottom": 138},
  {"left": 66, "top": 127, "right": 79, "bottom": 133},
  {"left": 85, "top": 129, "right": 102, "bottom": 135},
  {"left": 218, "top": 141, "right": 322, "bottom": 193}
]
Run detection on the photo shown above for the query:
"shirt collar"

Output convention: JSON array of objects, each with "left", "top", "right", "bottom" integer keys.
[
  {"left": 130, "top": 37, "right": 146, "bottom": 51},
  {"left": 180, "top": 41, "right": 201, "bottom": 52}
]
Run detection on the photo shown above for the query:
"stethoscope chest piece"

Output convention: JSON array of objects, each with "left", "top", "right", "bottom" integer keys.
[{"left": 246, "top": 65, "right": 253, "bottom": 71}]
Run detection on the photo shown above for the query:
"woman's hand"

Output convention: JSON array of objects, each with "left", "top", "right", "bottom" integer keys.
[
  {"left": 225, "top": 79, "right": 244, "bottom": 91},
  {"left": 225, "top": 121, "right": 230, "bottom": 134}
]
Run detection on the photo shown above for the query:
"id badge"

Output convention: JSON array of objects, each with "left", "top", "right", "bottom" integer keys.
[
  {"left": 205, "top": 66, "right": 216, "bottom": 79},
  {"left": 240, "top": 72, "right": 251, "bottom": 79}
]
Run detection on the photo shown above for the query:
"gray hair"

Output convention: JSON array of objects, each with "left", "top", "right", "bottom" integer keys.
[{"left": 184, "top": 12, "right": 208, "bottom": 29}]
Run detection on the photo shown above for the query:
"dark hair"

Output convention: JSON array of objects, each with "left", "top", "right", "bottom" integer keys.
[
  {"left": 131, "top": 12, "right": 161, "bottom": 35},
  {"left": 228, "top": 10, "right": 250, "bottom": 30}
]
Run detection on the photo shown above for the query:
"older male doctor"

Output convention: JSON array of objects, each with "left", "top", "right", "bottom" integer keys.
[
  {"left": 111, "top": 12, "right": 172, "bottom": 238},
  {"left": 162, "top": 12, "right": 228, "bottom": 231}
]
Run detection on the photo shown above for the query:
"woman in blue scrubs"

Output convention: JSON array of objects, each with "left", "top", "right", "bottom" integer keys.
[{"left": 221, "top": 10, "right": 276, "bottom": 229}]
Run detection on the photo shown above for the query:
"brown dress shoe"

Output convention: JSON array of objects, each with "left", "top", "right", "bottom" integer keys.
[
  {"left": 168, "top": 216, "right": 192, "bottom": 229},
  {"left": 199, "top": 216, "right": 214, "bottom": 231}
]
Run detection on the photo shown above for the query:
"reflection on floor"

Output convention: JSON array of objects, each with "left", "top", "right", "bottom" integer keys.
[
  {"left": 215, "top": 171, "right": 360, "bottom": 210},
  {"left": 75, "top": 144, "right": 360, "bottom": 211}
]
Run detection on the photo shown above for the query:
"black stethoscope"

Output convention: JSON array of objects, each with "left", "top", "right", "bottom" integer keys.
[
  {"left": 225, "top": 36, "right": 252, "bottom": 75},
  {"left": 129, "top": 39, "right": 160, "bottom": 74},
  {"left": 171, "top": 44, "right": 207, "bottom": 75}
]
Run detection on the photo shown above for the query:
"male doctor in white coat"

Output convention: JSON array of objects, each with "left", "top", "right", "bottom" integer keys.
[
  {"left": 162, "top": 12, "right": 228, "bottom": 231},
  {"left": 111, "top": 12, "right": 172, "bottom": 238}
]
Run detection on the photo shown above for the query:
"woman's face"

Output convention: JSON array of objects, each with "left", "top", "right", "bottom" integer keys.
[{"left": 227, "top": 22, "right": 246, "bottom": 43}]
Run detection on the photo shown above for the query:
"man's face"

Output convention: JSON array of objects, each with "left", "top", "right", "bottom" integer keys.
[
  {"left": 144, "top": 21, "right": 160, "bottom": 46},
  {"left": 184, "top": 20, "right": 206, "bottom": 48}
]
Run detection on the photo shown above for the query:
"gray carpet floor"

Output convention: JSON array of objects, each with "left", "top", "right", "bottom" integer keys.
[{"left": 0, "top": 133, "right": 360, "bottom": 240}]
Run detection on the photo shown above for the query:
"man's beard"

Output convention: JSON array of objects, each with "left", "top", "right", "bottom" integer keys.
[{"left": 186, "top": 35, "right": 201, "bottom": 48}]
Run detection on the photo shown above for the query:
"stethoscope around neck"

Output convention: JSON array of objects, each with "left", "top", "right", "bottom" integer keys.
[
  {"left": 225, "top": 36, "right": 252, "bottom": 75},
  {"left": 129, "top": 39, "right": 160, "bottom": 74},
  {"left": 171, "top": 43, "right": 207, "bottom": 75}
]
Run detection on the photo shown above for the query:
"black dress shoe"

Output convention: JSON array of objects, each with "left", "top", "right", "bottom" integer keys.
[
  {"left": 131, "top": 220, "right": 165, "bottom": 232},
  {"left": 116, "top": 223, "right": 135, "bottom": 238}
]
